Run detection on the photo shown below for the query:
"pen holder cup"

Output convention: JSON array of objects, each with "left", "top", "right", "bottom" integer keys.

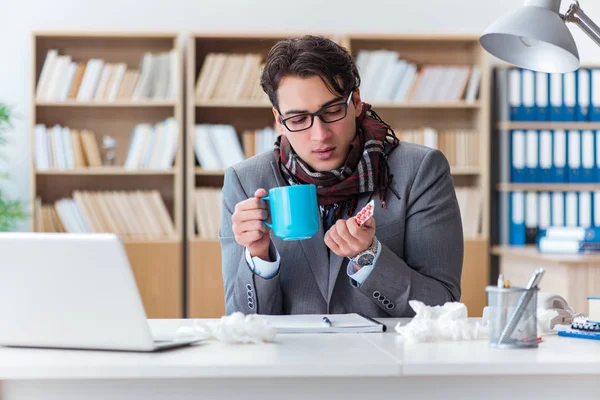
[{"left": 485, "top": 286, "right": 539, "bottom": 349}]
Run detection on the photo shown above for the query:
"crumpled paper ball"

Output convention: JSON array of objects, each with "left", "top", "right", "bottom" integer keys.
[
  {"left": 176, "top": 312, "right": 277, "bottom": 344},
  {"left": 394, "top": 300, "right": 488, "bottom": 343}
]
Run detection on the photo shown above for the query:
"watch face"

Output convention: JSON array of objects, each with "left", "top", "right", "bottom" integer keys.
[{"left": 357, "top": 253, "right": 375, "bottom": 266}]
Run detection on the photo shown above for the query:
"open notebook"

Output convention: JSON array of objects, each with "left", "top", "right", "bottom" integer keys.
[{"left": 261, "top": 313, "right": 386, "bottom": 333}]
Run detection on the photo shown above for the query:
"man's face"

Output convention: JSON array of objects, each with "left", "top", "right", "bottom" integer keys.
[{"left": 273, "top": 75, "right": 361, "bottom": 172}]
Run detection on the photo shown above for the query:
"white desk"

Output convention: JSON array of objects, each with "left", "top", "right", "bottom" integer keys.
[{"left": 1, "top": 319, "right": 600, "bottom": 400}]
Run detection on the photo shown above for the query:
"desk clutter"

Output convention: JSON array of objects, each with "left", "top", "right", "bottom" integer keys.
[
  {"left": 554, "top": 297, "right": 600, "bottom": 341},
  {"left": 175, "top": 271, "right": 598, "bottom": 346}
]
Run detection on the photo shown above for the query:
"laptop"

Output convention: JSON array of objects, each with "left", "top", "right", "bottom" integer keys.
[{"left": 0, "top": 232, "right": 202, "bottom": 352}]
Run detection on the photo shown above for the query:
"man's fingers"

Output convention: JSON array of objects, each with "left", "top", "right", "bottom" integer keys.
[
  {"left": 237, "top": 230, "right": 264, "bottom": 245},
  {"left": 363, "top": 216, "right": 376, "bottom": 229},
  {"left": 254, "top": 188, "right": 268, "bottom": 198},
  {"left": 235, "top": 197, "right": 268, "bottom": 213},
  {"left": 324, "top": 231, "right": 340, "bottom": 252},
  {"left": 235, "top": 220, "right": 267, "bottom": 234}
]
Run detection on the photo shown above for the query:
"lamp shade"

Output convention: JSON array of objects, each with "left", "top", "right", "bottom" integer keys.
[{"left": 480, "top": 5, "right": 579, "bottom": 73}]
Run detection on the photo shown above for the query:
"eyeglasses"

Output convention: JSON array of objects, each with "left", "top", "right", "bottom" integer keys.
[{"left": 279, "top": 92, "right": 353, "bottom": 132}]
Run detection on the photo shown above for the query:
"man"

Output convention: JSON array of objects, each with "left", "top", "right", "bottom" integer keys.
[{"left": 219, "top": 35, "right": 463, "bottom": 317}]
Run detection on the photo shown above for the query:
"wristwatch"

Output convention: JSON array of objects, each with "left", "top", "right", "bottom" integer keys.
[{"left": 350, "top": 236, "right": 379, "bottom": 267}]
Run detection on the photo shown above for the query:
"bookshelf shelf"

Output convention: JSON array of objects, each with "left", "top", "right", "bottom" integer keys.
[
  {"left": 450, "top": 166, "right": 481, "bottom": 175},
  {"left": 195, "top": 168, "right": 225, "bottom": 176},
  {"left": 32, "top": 31, "right": 184, "bottom": 318},
  {"left": 497, "top": 183, "right": 600, "bottom": 192},
  {"left": 491, "top": 245, "right": 600, "bottom": 264},
  {"left": 371, "top": 101, "right": 481, "bottom": 109},
  {"left": 36, "top": 100, "right": 176, "bottom": 107},
  {"left": 497, "top": 122, "right": 600, "bottom": 130},
  {"left": 122, "top": 236, "right": 181, "bottom": 244},
  {"left": 36, "top": 168, "right": 177, "bottom": 176},
  {"left": 195, "top": 101, "right": 271, "bottom": 108}
]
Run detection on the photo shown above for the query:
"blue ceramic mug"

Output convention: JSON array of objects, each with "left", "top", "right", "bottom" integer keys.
[{"left": 261, "top": 184, "right": 319, "bottom": 240}]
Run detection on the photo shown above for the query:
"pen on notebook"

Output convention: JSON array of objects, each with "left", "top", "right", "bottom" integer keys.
[{"left": 322, "top": 316, "right": 332, "bottom": 327}]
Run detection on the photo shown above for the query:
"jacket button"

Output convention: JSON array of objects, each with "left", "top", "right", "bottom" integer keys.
[
  {"left": 247, "top": 290, "right": 253, "bottom": 298},
  {"left": 248, "top": 301, "right": 255, "bottom": 309},
  {"left": 386, "top": 303, "right": 395, "bottom": 310},
  {"left": 383, "top": 299, "right": 390, "bottom": 305},
  {"left": 373, "top": 291, "right": 381, "bottom": 298},
  {"left": 378, "top": 295, "right": 385, "bottom": 301},
  {"left": 246, "top": 284, "right": 252, "bottom": 291}
]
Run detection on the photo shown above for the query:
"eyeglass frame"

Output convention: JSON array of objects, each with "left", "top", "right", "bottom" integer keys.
[{"left": 278, "top": 92, "right": 354, "bottom": 132}]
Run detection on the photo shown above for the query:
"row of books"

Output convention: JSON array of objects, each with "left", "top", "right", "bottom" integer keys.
[
  {"left": 124, "top": 118, "right": 179, "bottom": 170},
  {"left": 34, "top": 190, "right": 175, "bottom": 239},
  {"left": 34, "top": 118, "right": 178, "bottom": 171},
  {"left": 500, "top": 190, "right": 600, "bottom": 246},
  {"left": 35, "top": 125, "right": 103, "bottom": 169},
  {"left": 456, "top": 187, "right": 483, "bottom": 238},
  {"left": 194, "top": 124, "right": 277, "bottom": 171},
  {"left": 507, "top": 129, "right": 600, "bottom": 183},
  {"left": 396, "top": 127, "right": 480, "bottom": 168},
  {"left": 497, "top": 67, "right": 600, "bottom": 122},
  {"left": 355, "top": 50, "right": 481, "bottom": 103},
  {"left": 36, "top": 49, "right": 178, "bottom": 102},
  {"left": 195, "top": 188, "right": 222, "bottom": 239},
  {"left": 194, "top": 53, "right": 268, "bottom": 103}
]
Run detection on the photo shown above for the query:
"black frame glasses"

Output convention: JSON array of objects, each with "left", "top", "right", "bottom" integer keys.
[{"left": 279, "top": 92, "right": 353, "bottom": 132}]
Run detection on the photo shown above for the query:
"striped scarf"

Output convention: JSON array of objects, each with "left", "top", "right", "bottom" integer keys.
[{"left": 274, "top": 102, "right": 400, "bottom": 226}]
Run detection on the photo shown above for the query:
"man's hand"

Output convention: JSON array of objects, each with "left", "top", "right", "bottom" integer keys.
[
  {"left": 232, "top": 188, "right": 271, "bottom": 260},
  {"left": 324, "top": 216, "right": 376, "bottom": 259}
]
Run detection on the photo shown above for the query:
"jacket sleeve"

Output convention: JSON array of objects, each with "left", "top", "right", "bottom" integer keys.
[
  {"left": 356, "top": 149, "right": 464, "bottom": 317},
  {"left": 219, "top": 166, "right": 283, "bottom": 315}
]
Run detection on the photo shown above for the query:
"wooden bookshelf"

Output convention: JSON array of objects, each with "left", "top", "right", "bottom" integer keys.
[
  {"left": 341, "top": 34, "right": 491, "bottom": 316},
  {"left": 490, "top": 65, "right": 600, "bottom": 312},
  {"left": 186, "top": 33, "right": 298, "bottom": 318},
  {"left": 31, "top": 32, "right": 184, "bottom": 318}
]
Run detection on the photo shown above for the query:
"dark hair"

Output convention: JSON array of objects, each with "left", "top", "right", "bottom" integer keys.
[{"left": 260, "top": 35, "right": 360, "bottom": 110}]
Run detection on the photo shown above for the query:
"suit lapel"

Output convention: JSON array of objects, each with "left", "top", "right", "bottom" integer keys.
[
  {"left": 270, "top": 162, "right": 329, "bottom": 302},
  {"left": 326, "top": 193, "right": 372, "bottom": 302},
  {"left": 300, "top": 225, "right": 329, "bottom": 302}
]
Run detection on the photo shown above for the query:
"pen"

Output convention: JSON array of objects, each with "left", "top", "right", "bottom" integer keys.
[
  {"left": 497, "top": 273, "right": 506, "bottom": 341},
  {"left": 322, "top": 316, "right": 332, "bottom": 327}
]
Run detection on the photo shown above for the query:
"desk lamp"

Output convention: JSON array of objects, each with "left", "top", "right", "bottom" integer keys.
[{"left": 480, "top": 0, "right": 600, "bottom": 73}]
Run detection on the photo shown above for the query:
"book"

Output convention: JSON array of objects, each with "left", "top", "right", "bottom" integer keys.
[
  {"left": 261, "top": 313, "right": 386, "bottom": 333},
  {"left": 558, "top": 329, "right": 600, "bottom": 341}
]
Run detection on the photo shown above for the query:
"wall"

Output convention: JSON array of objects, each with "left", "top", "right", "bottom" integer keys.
[{"left": 2, "top": 0, "right": 599, "bottom": 229}]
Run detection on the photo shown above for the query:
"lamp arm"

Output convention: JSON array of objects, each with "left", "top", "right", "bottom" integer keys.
[{"left": 563, "top": 1, "right": 600, "bottom": 48}]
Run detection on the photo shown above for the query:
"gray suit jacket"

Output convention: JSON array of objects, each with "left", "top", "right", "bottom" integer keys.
[{"left": 219, "top": 141, "right": 464, "bottom": 317}]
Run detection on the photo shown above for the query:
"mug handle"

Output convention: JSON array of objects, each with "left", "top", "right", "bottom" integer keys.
[{"left": 260, "top": 196, "right": 272, "bottom": 228}]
